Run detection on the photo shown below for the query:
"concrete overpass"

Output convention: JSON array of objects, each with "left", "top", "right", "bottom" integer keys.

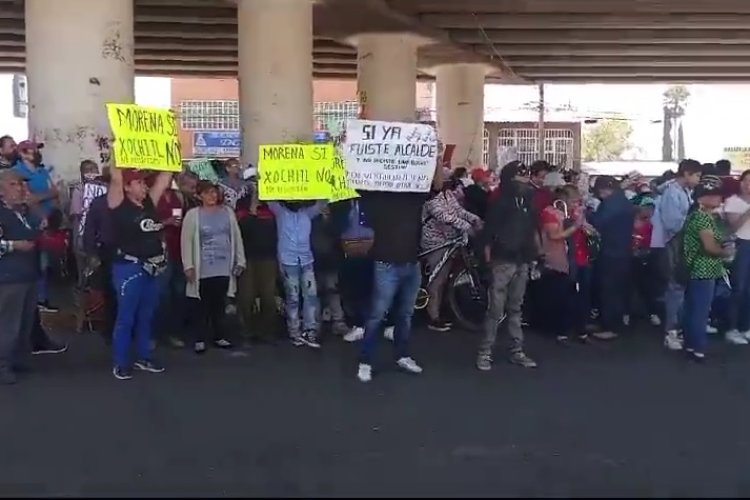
[{"left": 7, "top": 0, "right": 750, "bottom": 179}]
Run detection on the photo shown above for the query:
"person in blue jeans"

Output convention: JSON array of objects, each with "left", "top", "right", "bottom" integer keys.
[
  {"left": 355, "top": 164, "right": 444, "bottom": 383},
  {"left": 681, "top": 177, "right": 732, "bottom": 361},
  {"left": 107, "top": 168, "right": 173, "bottom": 380},
  {"left": 721, "top": 170, "right": 750, "bottom": 344},
  {"left": 267, "top": 200, "right": 326, "bottom": 349}
]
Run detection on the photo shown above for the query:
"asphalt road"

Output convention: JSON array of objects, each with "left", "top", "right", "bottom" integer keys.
[{"left": 3, "top": 325, "right": 750, "bottom": 497}]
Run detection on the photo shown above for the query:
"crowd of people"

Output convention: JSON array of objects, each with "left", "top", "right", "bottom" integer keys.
[{"left": 0, "top": 131, "right": 747, "bottom": 385}]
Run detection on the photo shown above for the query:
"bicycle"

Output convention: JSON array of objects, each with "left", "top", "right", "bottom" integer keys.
[{"left": 416, "top": 233, "right": 488, "bottom": 331}]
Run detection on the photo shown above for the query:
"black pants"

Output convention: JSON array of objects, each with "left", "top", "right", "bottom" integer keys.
[
  {"left": 598, "top": 255, "right": 631, "bottom": 333},
  {"left": 339, "top": 256, "right": 373, "bottom": 328},
  {"left": 536, "top": 269, "right": 577, "bottom": 337},
  {"left": 191, "top": 276, "right": 229, "bottom": 343},
  {"left": 630, "top": 255, "right": 660, "bottom": 319}
]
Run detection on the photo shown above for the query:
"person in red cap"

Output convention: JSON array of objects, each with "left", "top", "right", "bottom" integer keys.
[{"left": 107, "top": 166, "right": 173, "bottom": 380}]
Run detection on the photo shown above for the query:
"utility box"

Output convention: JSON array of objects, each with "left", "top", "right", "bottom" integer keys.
[{"left": 12, "top": 74, "right": 27, "bottom": 119}]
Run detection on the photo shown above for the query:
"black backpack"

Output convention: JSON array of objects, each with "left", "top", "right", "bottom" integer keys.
[{"left": 667, "top": 230, "right": 689, "bottom": 286}]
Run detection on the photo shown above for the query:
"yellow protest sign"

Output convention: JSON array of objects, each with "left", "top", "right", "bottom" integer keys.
[
  {"left": 106, "top": 103, "right": 182, "bottom": 172},
  {"left": 258, "top": 144, "right": 335, "bottom": 201},
  {"left": 329, "top": 153, "right": 359, "bottom": 203},
  {"left": 723, "top": 147, "right": 750, "bottom": 172}
]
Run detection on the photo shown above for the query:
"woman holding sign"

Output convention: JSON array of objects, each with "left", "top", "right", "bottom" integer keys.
[{"left": 107, "top": 167, "right": 172, "bottom": 381}]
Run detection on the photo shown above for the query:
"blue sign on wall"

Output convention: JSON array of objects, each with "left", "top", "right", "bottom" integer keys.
[{"left": 192, "top": 131, "right": 241, "bottom": 158}]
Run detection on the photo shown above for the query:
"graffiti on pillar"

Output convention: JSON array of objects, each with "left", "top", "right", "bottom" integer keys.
[
  {"left": 96, "top": 135, "right": 112, "bottom": 169},
  {"left": 101, "top": 22, "right": 127, "bottom": 63},
  {"left": 358, "top": 90, "right": 368, "bottom": 119}
]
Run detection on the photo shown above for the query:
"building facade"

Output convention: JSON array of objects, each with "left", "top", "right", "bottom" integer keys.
[{"left": 172, "top": 78, "right": 435, "bottom": 161}]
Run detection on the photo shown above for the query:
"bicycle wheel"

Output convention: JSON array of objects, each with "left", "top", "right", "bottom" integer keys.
[{"left": 447, "top": 267, "right": 487, "bottom": 332}]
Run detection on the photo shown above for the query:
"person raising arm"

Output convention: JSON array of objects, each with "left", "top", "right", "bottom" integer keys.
[{"left": 107, "top": 167, "right": 172, "bottom": 381}]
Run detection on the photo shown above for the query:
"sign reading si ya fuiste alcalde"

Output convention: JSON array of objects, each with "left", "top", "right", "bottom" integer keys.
[
  {"left": 343, "top": 119, "right": 438, "bottom": 193},
  {"left": 106, "top": 103, "right": 182, "bottom": 172}
]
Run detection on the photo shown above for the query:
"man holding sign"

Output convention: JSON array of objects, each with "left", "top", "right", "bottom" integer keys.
[{"left": 343, "top": 119, "right": 443, "bottom": 383}]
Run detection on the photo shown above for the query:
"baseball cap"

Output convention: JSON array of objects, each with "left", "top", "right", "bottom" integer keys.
[
  {"left": 471, "top": 168, "right": 490, "bottom": 183},
  {"left": 17, "top": 140, "right": 43, "bottom": 151},
  {"left": 593, "top": 175, "right": 619, "bottom": 192},
  {"left": 121, "top": 169, "right": 146, "bottom": 185},
  {"left": 693, "top": 175, "right": 723, "bottom": 199}
]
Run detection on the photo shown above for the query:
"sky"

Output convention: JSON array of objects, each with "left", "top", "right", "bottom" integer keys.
[{"left": 0, "top": 74, "right": 746, "bottom": 164}]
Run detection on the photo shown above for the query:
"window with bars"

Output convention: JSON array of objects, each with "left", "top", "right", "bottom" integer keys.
[
  {"left": 314, "top": 101, "right": 359, "bottom": 135},
  {"left": 179, "top": 100, "right": 240, "bottom": 130},
  {"left": 497, "top": 128, "right": 574, "bottom": 168},
  {"left": 177, "top": 99, "right": 365, "bottom": 135}
]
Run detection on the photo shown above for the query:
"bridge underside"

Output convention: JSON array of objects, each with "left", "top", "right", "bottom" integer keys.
[{"left": 2, "top": 0, "right": 750, "bottom": 83}]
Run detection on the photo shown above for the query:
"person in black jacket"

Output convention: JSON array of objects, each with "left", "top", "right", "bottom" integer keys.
[
  {"left": 311, "top": 205, "right": 347, "bottom": 336},
  {"left": 588, "top": 175, "right": 636, "bottom": 340},
  {"left": 236, "top": 192, "right": 279, "bottom": 344},
  {"left": 476, "top": 161, "right": 540, "bottom": 372},
  {"left": 0, "top": 169, "right": 42, "bottom": 384},
  {"left": 463, "top": 168, "right": 492, "bottom": 219}
]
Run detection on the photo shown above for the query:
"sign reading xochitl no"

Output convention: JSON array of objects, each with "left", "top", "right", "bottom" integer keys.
[{"left": 106, "top": 103, "right": 182, "bottom": 172}]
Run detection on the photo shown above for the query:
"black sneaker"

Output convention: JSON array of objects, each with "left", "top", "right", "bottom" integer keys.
[
  {"left": 32, "top": 341, "right": 68, "bottom": 355},
  {"left": 427, "top": 320, "right": 450, "bottom": 332},
  {"left": 112, "top": 365, "right": 133, "bottom": 380},
  {"left": 290, "top": 336, "right": 305, "bottom": 347},
  {"left": 37, "top": 301, "right": 59, "bottom": 313},
  {"left": 301, "top": 331, "right": 321, "bottom": 349},
  {"left": 134, "top": 359, "right": 165, "bottom": 373}
]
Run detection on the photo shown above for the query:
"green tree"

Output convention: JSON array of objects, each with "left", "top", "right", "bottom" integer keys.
[
  {"left": 662, "top": 85, "right": 690, "bottom": 161},
  {"left": 582, "top": 119, "right": 633, "bottom": 162}
]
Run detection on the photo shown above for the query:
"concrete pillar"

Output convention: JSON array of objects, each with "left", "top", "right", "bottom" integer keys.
[
  {"left": 435, "top": 64, "right": 489, "bottom": 169},
  {"left": 25, "top": 0, "right": 134, "bottom": 181},
  {"left": 354, "top": 34, "right": 419, "bottom": 122},
  {"left": 238, "top": 0, "right": 313, "bottom": 167}
]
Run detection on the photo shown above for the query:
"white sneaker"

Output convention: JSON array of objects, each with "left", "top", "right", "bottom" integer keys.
[
  {"left": 664, "top": 331, "right": 683, "bottom": 351},
  {"left": 623, "top": 315, "right": 631, "bottom": 327},
  {"left": 384, "top": 326, "right": 394, "bottom": 342},
  {"left": 706, "top": 324, "right": 719, "bottom": 335},
  {"left": 397, "top": 357, "right": 423, "bottom": 374},
  {"left": 649, "top": 314, "right": 662, "bottom": 327},
  {"left": 343, "top": 326, "right": 364, "bottom": 343},
  {"left": 726, "top": 329, "right": 749, "bottom": 345},
  {"left": 357, "top": 363, "right": 372, "bottom": 383}
]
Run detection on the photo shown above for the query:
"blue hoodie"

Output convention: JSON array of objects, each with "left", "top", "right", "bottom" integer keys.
[{"left": 589, "top": 189, "right": 635, "bottom": 259}]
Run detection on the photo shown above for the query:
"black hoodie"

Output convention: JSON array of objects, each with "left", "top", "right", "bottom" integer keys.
[{"left": 482, "top": 173, "right": 538, "bottom": 264}]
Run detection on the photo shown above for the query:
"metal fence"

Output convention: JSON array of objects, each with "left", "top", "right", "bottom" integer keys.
[{"left": 497, "top": 127, "right": 575, "bottom": 168}]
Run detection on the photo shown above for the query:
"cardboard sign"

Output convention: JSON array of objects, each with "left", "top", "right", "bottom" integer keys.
[
  {"left": 187, "top": 159, "right": 219, "bottom": 183},
  {"left": 258, "top": 144, "right": 336, "bottom": 201},
  {"left": 78, "top": 182, "right": 107, "bottom": 236},
  {"left": 329, "top": 153, "right": 359, "bottom": 203},
  {"left": 106, "top": 103, "right": 182, "bottom": 172},
  {"left": 343, "top": 119, "right": 438, "bottom": 192}
]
